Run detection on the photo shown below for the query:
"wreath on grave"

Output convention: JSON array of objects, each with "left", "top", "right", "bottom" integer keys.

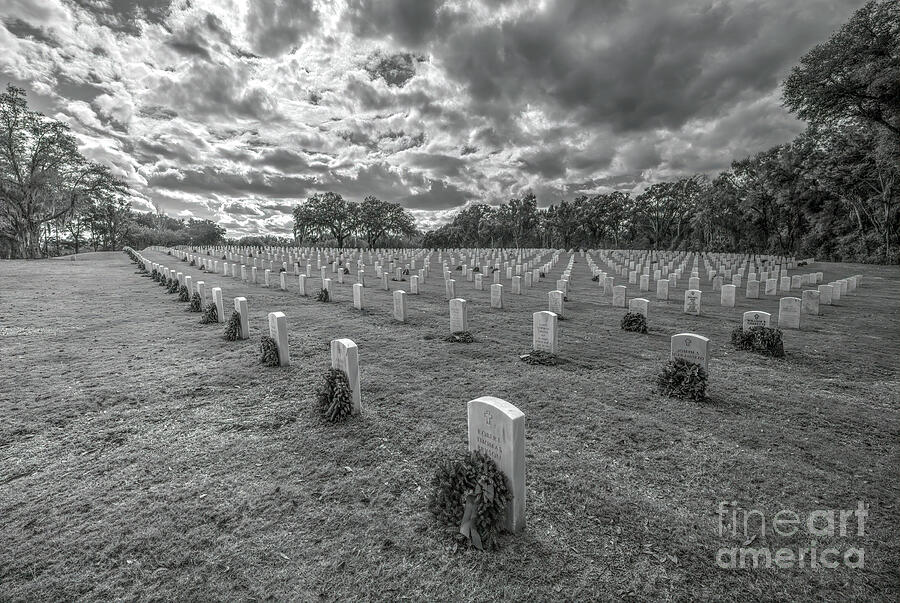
[
  {"left": 730, "top": 326, "right": 784, "bottom": 358},
  {"left": 200, "top": 302, "right": 218, "bottom": 324},
  {"left": 656, "top": 358, "right": 708, "bottom": 401},
  {"left": 472, "top": 266, "right": 480, "bottom": 273},
  {"left": 316, "top": 368, "right": 354, "bottom": 422},
  {"left": 591, "top": 274, "right": 599, "bottom": 282},
  {"left": 166, "top": 250, "right": 172, "bottom": 256},
  {"left": 315, "top": 288, "right": 330, "bottom": 302},
  {"left": 224, "top": 311, "right": 242, "bottom": 341},
  {"left": 429, "top": 451, "right": 512, "bottom": 551},
  {"left": 150, "top": 268, "right": 159, "bottom": 281},
  {"left": 158, "top": 274, "right": 169, "bottom": 287},
  {"left": 188, "top": 292, "right": 202, "bottom": 312},
  {"left": 621, "top": 312, "right": 648, "bottom": 334},
  {"left": 167, "top": 278, "right": 179, "bottom": 293},
  {"left": 445, "top": 331, "right": 475, "bottom": 343},
  {"left": 259, "top": 336, "right": 280, "bottom": 366},
  {"left": 519, "top": 350, "right": 560, "bottom": 365},
  {"left": 189, "top": 259, "right": 196, "bottom": 267},
  {"left": 177, "top": 284, "right": 189, "bottom": 302}
]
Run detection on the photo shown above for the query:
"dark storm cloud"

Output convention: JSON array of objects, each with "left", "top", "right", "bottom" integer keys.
[
  {"left": 400, "top": 179, "right": 473, "bottom": 210},
  {"left": 437, "top": 0, "right": 860, "bottom": 133},
  {"left": 363, "top": 51, "right": 424, "bottom": 87},
  {"left": 149, "top": 166, "right": 314, "bottom": 198},
  {"left": 346, "top": 0, "right": 455, "bottom": 48},
  {"left": 245, "top": 0, "right": 320, "bottom": 57},
  {"left": 72, "top": 0, "right": 172, "bottom": 35}
]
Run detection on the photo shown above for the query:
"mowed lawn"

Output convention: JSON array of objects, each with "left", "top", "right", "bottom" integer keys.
[{"left": 1, "top": 249, "right": 898, "bottom": 601}]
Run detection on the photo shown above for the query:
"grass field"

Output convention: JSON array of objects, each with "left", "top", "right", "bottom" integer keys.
[{"left": 1, "top": 249, "right": 898, "bottom": 601}]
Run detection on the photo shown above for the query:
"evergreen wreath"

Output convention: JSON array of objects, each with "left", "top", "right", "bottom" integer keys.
[
  {"left": 315, "top": 288, "right": 330, "bottom": 302},
  {"left": 621, "top": 311, "right": 648, "bottom": 334},
  {"left": 429, "top": 451, "right": 512, "bottom": 551},
  {"left": 224, "top": 310, "right": 242, "bottom": 340},
  {"left": 188, "top": 292, "right": 202, "bottom": 312},
  {"left": 177, "top": 284, "right": 189, "bottom": 302},
  {"left": 200, "top": 302, "right": 218, "bottom": 324},
  {"left": 519, "top": 350, "right": 560, "bottom": 365},
  {"left": 656, "top": 358, "right": 708, "bottom": 401},
  {"left": 446, "top": 331, "right": 475, "bottom": 343},
  {"left": 259, "top": 335, "right": 280, "bottom": 366},
  {"left": 316, "top": 368, "right": 354, "bottom": 422}
]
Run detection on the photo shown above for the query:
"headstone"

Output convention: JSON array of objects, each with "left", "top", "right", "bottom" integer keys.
[
  {"left": 267, "top": 311, "right": 290, "bottom": 366},
  {"left": 532, "top": 311, "right": 558, "bottom": 354},
  {"left": 746, "top": 279, "right": 760, "bottom": 299},
  {"left": 817, "top": 284, "right": 833, "bottom": 305},
  {"left": 670, "top": 333, "right": 710, "bottom": 371},
  {"left": 512, "top": 276, "right": 522, "bottom": 294},
  {"left": 211, "top": 287, "right": 225, "bottom": 322},
  {"left": 656, "top": 279, "right": 669, "bottom": 301},
  {"left": 689, "top": 276, "right": 700, "bottom": 290},
  {"left": 393, "top": 290, "right": 407, "bottom": 322},
  {"left": 467, "top": 396, "right": 525, "bottom": 533},
  {"left": 742, "top": 311, "right": 771, "bottom": 329},
  {"left": 490, "top": 284, "right": 504, "bottom": 309},
  {"left": 450, "top": 298, "right": 468, "bottom": 332},
  {"left": 549, "top": 290, "right": 564, "bottom": 317},
  {"left": 612, "top": 285, "right": 627, "bottom": 308},
  {"left": 446, "top": 279, "right": 456, "bottom": 299},
  {"left": 353, "top": 283, "right": 364, "bottom": 310},
  {"left": 331, "top": 338, "right": 361, "bottom": 415},
  {"left": 778, "top": 297, "right": 801, "bottom": 330},
  {"left": 765, "top": 278, "right": 777, "bottom": 296},
  {"left": 720, "top": 284, "right": 736, "bottom": 308},
  {"left": 298, "top": 274, "right": 307, "bottom": 296},
  {"left": 683, "top": 289, "right": 701, "bottom": 316},
  {"left": 801, "top": 290, "right": 820, "bottom": 316},
  {"left": 780, "top": 276, "right": 791, "bottom": 292},
  {"left": 234, "top": 297, "right": 249, "bottom": 339},
  {"left": 628, "top": 297, "right": 649, "bottom": 318},
  {"left": 474, "top": 273, "right": 484, "bottom": 290}
]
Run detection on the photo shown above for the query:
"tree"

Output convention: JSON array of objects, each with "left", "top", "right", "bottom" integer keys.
[
  {"left": 185, "top": 218, "right": 225, "bottom": 245},
  {"left": 298, "top": 192, "right": 358, "bottom": 249},
  {"left": 0, "top": 85, "right": 127, "bottom": 258},
  {"left": 356, "top": 196, "right": 416, "bottom": 248},
  {"left": 783, "top": 0, "right": 900, "bottom": 138},
  {"left": 497, "top": 192, "right": 538, "bottom": 249}
]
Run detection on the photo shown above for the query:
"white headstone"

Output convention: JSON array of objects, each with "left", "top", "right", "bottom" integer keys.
[
  {"left": 670, "top": 333, "right": 710, "bottom": 371},
  {"left": 532, "top": 311, "right": 558, "bottom": 354},
  {"left": 234, "top": 297, "right": 249, "bottom": 339},
  {"left": 742, "top": 311, "right": 771, "bottom": 329},
  {"left": 467, "top": 396, "right": 525, "bottom": 533},
  {"left": 450, "top": 298, "right": 468, "bottom": 333},
  {"left": 331, "top": 338, "right": 361, "bottom": 415},
  {"left": 268, "top": 311, "right": 290, "bottom": 366},
  {"left": 778, "top": 297, "right": 801, "bottom": 330}
]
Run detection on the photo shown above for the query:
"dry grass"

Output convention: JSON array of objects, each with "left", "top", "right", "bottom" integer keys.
[{"left": 0, "top": 250, "right": 898, "bottom": 601}]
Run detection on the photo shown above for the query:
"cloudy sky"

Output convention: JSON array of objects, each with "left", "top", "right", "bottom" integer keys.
[{"left": 1, "top": 0, "right": 864, "bottom": 237}]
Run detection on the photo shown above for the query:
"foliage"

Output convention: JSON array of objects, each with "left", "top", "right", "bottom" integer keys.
[
  {"left": 429, "top": 451, "right": 512, "bottom": 550},
  {"left": 621, "top": 312, "right": 648, "bottom": 334},
  {"left": 166, "top": 278, "right": 179, "bottom": 293},
  {"left": 316, "top": 368, "right": 354, "bottom": 422},
  {"left": 259, "top": 336, "right": 280, "bottom": 367},
  {"left": 656, "top": 359, "right": 708, "bottom": 401},
  {"left": 200, "top": 302, "right": 218, "bottom": 324},
  {"left": 188, "top": 292, "right": 202, "bottom": 312},
  {"left": 0, "top": 85, "right": 127, "bottom": 258},
  {"left": 783, "top": 0, "right": 899, "bottom": 139},
  {"left": 446, "top": 331, "right": 475, "bottom": 343},
  {"left": 730, "top": 326, "right": 785, "bottom": 358},
  {"left": 315, "top": 288, "right": 330, "bottom": 302},
  {"left": 519, "top": 350, "right": 560, "bottom": 366},
  {"left": 224, "top": 311, "right": 242, "bottom": 341},
  {"left": 177, "top": 284, "right": 189, "bottom": 302}
]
